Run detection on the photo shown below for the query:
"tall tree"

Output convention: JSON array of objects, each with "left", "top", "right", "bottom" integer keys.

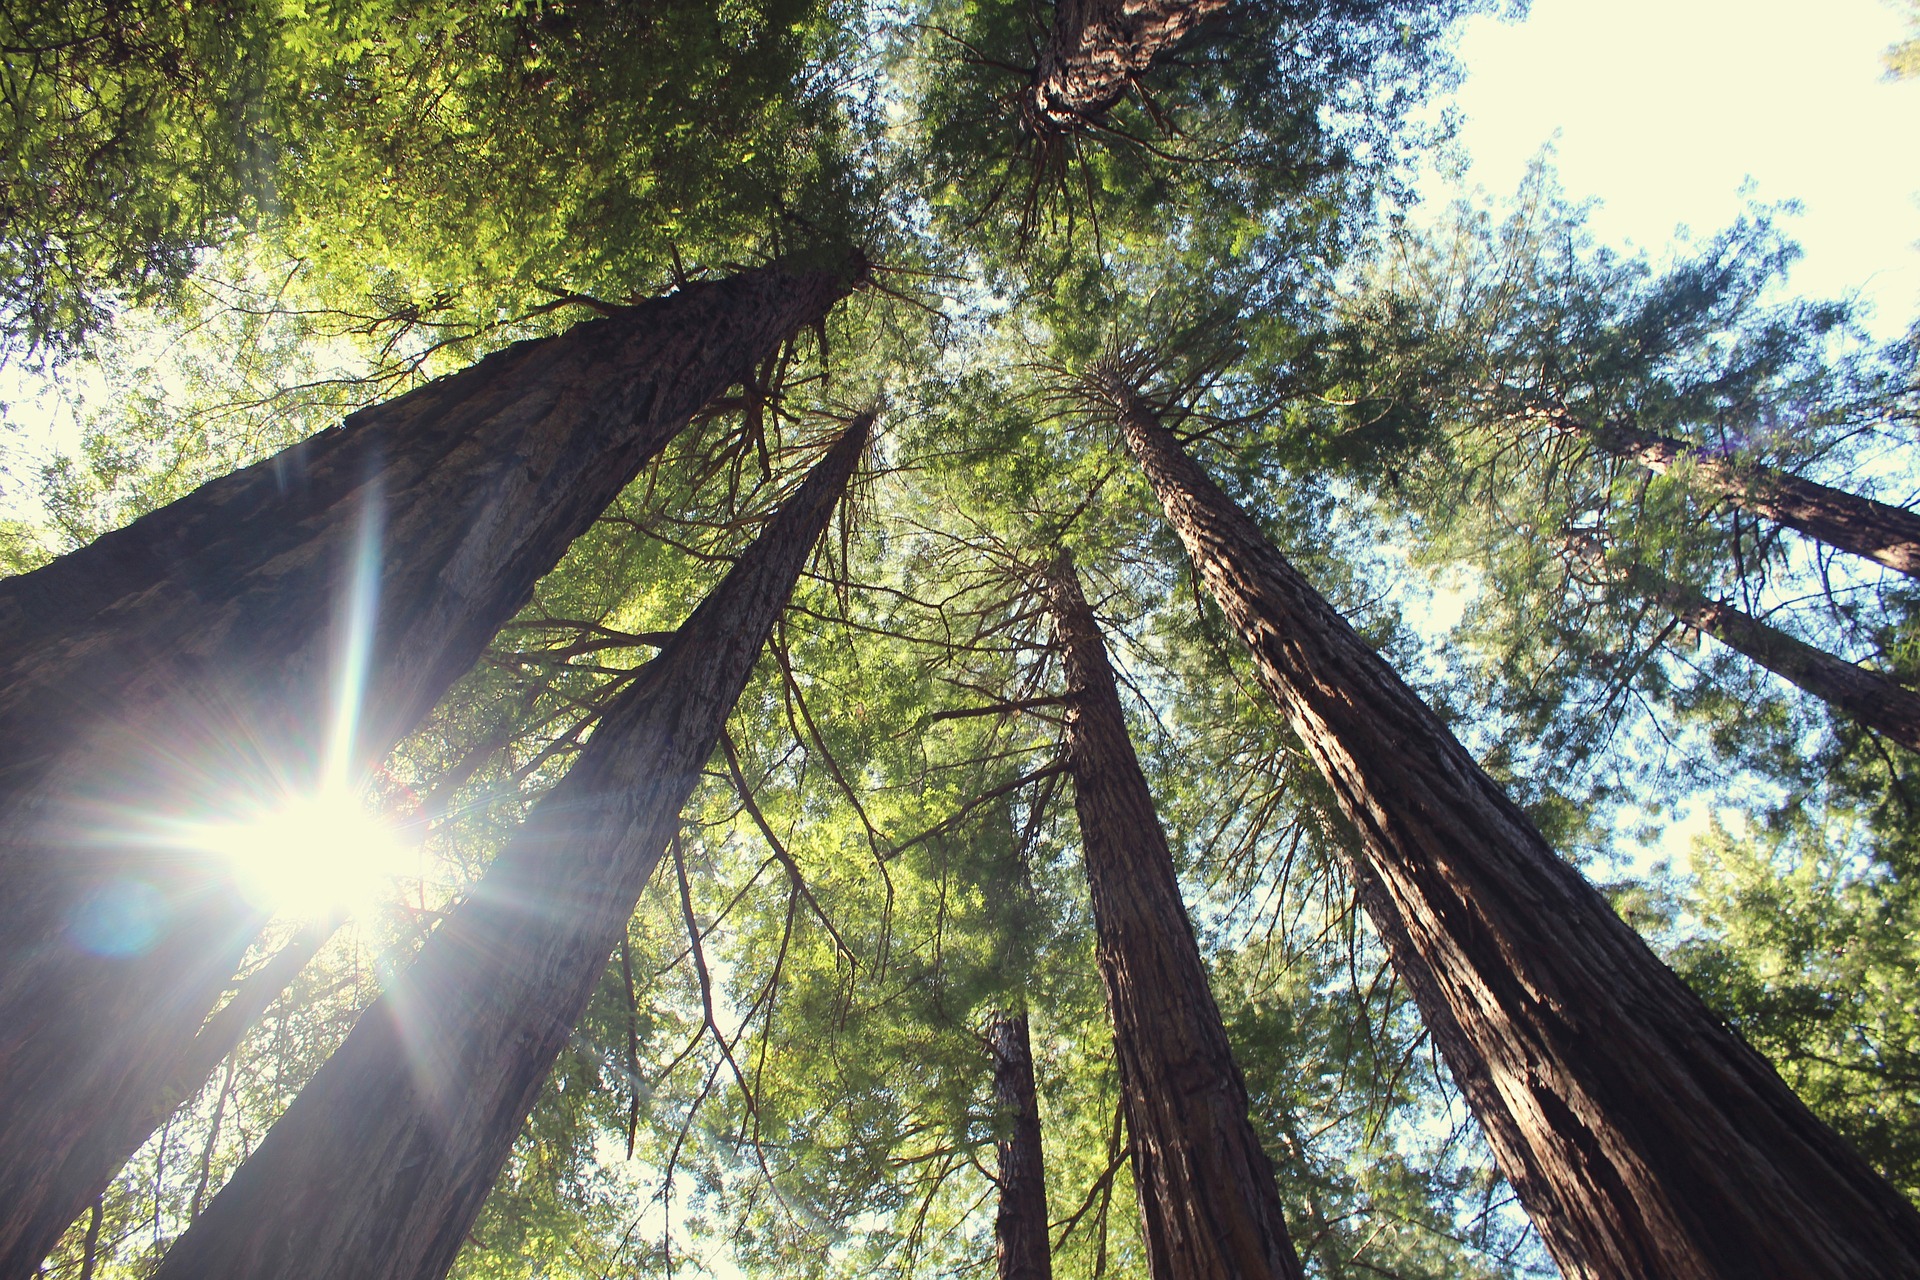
[
  {"left": 0, "top": 258, "right": 861, "bottom": 1280},
  {"left": 140, "top": 919, "right": 341, "bottom": 1154},
  {"left": 1043, "top": 553, "right": 1304, "bottom": 1280},
  {"left": 143, "top": 415, "right": 870, "bottom": 1280},
  {"left": 984, "top": 793, "right": 1054, "bottom": 1280},
  {"left": 1019, "top": 0, "right": 1227, "bottom": 139},
  {"left": 1628, "top": 564, "right": 1920, "bottom": 753},
  {"left": 1526, "top": 405, "right": 1920, "bottom": 580},
  {"left": 989, "top": 1009, "right": 1053, "bottom": 1280},
  {"left": 916, "top": 0, "right": 1474, "bottom": 271},
  {"left": 1104, "top": 371, "right": 1920, "bottom": 1279}
]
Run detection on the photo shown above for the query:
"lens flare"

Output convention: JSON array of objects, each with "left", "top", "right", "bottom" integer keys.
[
  {"left": 193, "top": 785, "right": 411, "bottom": 919},
  {"left": 118, "top": 477, "right": 407, "bottom": 924}
]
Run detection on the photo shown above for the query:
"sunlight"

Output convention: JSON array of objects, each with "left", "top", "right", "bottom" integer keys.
[
  {"left": 193, "top": 785, "right": 412, "bottom": 919},
  {"left": 184, "top": 480, "right": 408, "bottom": 922}
]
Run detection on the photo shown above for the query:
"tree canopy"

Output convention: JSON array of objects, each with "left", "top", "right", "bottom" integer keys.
[{"left": 2, "top": 1, "right": 1917, "bottom": 1277}]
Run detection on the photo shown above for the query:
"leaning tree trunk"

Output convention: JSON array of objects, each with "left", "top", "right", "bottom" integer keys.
[
  {"left": 146, "top": 418, "right": 869, "bottom": 1280},
  {"left": 1043, "top": 555, "right": 1304, "bottom": 1280},
  {"left": 0, "top": 259, "right": 861, "bottom": 1280},
  {"left": 990, "top": 1009, "right": 1053, "bottom": 1280},
  {"left": 1582, "top": 415, "right": 1920, "bottom": 579},
  {"left": 25, "top": 915, "right": 340, "bottom": 1270},
  {"left": 1022, "top": 0, "right": 1228, "bottom": 137},
  {"left": 1639, "top": 570, "right": 1920, "bottom": 753},
  {"left": 1110, "top": 381, "right": 1920, "bottom": 1279},
  {"left": 152, "top": 919, "right": 340, "bottom": 1143}
]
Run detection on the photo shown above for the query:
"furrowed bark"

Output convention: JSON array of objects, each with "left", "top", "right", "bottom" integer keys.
[
  {"left": 1043, "top": 555, "right": 1304, "bottom": 1280},
  {"left": 1113, "top": 386, "right": 1920, "bottom": 1279},
  {"left": 1022, "top": 0, "right": 1228, "bottom": 138},
  {"left": 1642, "top": 572, "right": 1920, "bottom": 753},
  {"left": 146, "top": 417, "right": 870, "bottom": 1280},
  {"left": 1585, "top": 415, "right": 1920, "bottom": 580},
  {"left": 0, "top": 260, "right": 860, "bottom": 1280},
  {"left": 990, "top": 1010, "right": 1052, "bottom": 1280}
]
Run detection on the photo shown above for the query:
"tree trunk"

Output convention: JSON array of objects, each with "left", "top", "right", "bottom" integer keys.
[
  {"left": 1111, "top": 384, "right": 1920, "bottom": 1279},
  {"left": 1588, "top": 417, "right": 1920, "bottom": 579},
  {"left": 1023, "top": 0, "right": 1228, "bottom": 138},
  {"left": 0, "top": 260, "right": 861, "bottom": 1280},
  {"left": 7, "top": 918, "right": 333, "bottom": 1278},
  {"left": 144, "top": 417, "right": 869, "bottom": 1280},
  {"left": 166, "top": 920, "right": 339, "bottom": 1133},
  {"left": 990, "top": 1009, "right": 1052, "bottom": 1280},
  {"left": 1043, "top": 555, "right": 1304, "bottom": 1280},
  {"left": 1641, "top": 571, "right": 1920, "bottom": 753}
]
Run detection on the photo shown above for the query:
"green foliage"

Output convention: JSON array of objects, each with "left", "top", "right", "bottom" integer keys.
[
  {"left": 907, "top": 0, "right": 1487, "bottom": 282},
  {"left": 0, "top": 0, "right": 354, "bottom": 351},
  {"left": 1674, "top": 809, "right": 1920, "bottom": 1198},
  {"left": 1325, "top": 168, "right": 1920, "bottom": 817},
  {"left": 0, "top": 0, "right": 858, "bottom": 357},
  {"left": 17, "top": 4, "right": 1920, "bottom": 1278}
]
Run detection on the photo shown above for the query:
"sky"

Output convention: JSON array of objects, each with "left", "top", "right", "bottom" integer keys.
[
  {"left": 1426, "top": 0, "right": 1920, "bottom": 342},
  {"left": 1403, "top": 0, "right": 1920, "bottom": 864}
]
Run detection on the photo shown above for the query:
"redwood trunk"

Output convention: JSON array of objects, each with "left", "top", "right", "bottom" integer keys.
[
  {"left": 1591, "top": 419, "right": 1920, "bottom": 579},
  {"left": 146, "top": 418, "right": 869, "bottom": 1280},
  {"left": 1647, "top": 574, "right": 1920, "bottom": 753},
  {"left": 1115, "top": 389, "right": 1920, "bottom": 1279},
  {"left": 0, "top": 261, "right": 859, "bottom": 1279},
  {"left": 1044, "top": 556, "right": 1304, "bottom": 1280},
  {"left": 990, "top": 1010, "right": 1052, "bottom": 1280},
  {"left": 1023, "top": 0, "right": 1227, "bottom": 137}
]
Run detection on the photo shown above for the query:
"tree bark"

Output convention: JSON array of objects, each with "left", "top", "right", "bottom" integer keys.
[
  {"left": 0, "top": 260, "right": 861, "bottom": 1280},
  {"left": 1022, "top": 0, "right": 1228, "bottom": 138},
  {"left": 1640, "top": 571, "right": 1920, "bottom": 753},
  {"left": 144, "top": 417, "right": 869, "bottom": 1280},
  {"left": 1586, "top": 416, "right": 1920, "bottom": 580},
  {"left": 990, "top": 1010, "right": 1052, "bottom": 1280},
  {"left": 1112, "top": 384, "right": 1920, "bottom": 1279},
  {"left": 1043, "top": 555, "right": 1304, "bottom": 1280}
]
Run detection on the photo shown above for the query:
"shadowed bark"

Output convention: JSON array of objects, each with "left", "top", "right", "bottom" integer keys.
[
  {"left": 1110, "top": 377, "right": 1920, "bottom": 1279},
  {"left": 1044, "top": 554, "right": 1304, "bottom": 1280},
  {"left": 1570, "top": 411, "right": 1920, "bottom": 579},
  {"left": 1637, "top": 570, "right": 1920, "bottom": 753},
  {"left": 1022, "top": 0, "right": 1228, "bottom": 138},
  {"left": 990, "top": 1010, "right": 1052, "bottom": 1280},
  {"left": 0, "top": 260, "right": 861, "bottom": 1280},
  {"left": 145, "top": 417, "right": 869, "bottom": 1280}
]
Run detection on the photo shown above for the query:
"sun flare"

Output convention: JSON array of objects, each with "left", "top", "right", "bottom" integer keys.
[{"left": 194, "top": 787, "right": 412, "bottom": 920}]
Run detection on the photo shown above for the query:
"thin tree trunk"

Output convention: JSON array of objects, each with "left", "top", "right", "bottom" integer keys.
[
  {"left": 145, "top": 417, "right": 869, "bottom": 1280},
  {"left": 1112, "top": 382, "right": 1920, "bottom": 1279},
  {"left": 1584, "top": 415, "right": 1920, "bottom": 579},
  {"left": 75, "top": 1200, "right": 101, "bottom": 1280},
  {"left": 1023, "top": 0, "right": 1228, "bottom": 138},
  {"left": 1043, "top": 555, "right": 1304, "bottom": 1280},
  {"left": 1641, "top": 571, "right": 1920, "bottom": 752},
  {"left": 0, "top": 259, "right": 861, "bottom": 1280},
  {"left": 990, "top": 1009, "right": 1052, "bottom": 1280},
  {"left": 170, "top": 919, "right": 339, "bottom": 1126}
]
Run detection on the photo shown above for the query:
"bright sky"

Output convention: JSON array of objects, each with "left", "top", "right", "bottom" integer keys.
[{"left": 1431, "top": 0, "right": 1920, "bottom": 341}]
